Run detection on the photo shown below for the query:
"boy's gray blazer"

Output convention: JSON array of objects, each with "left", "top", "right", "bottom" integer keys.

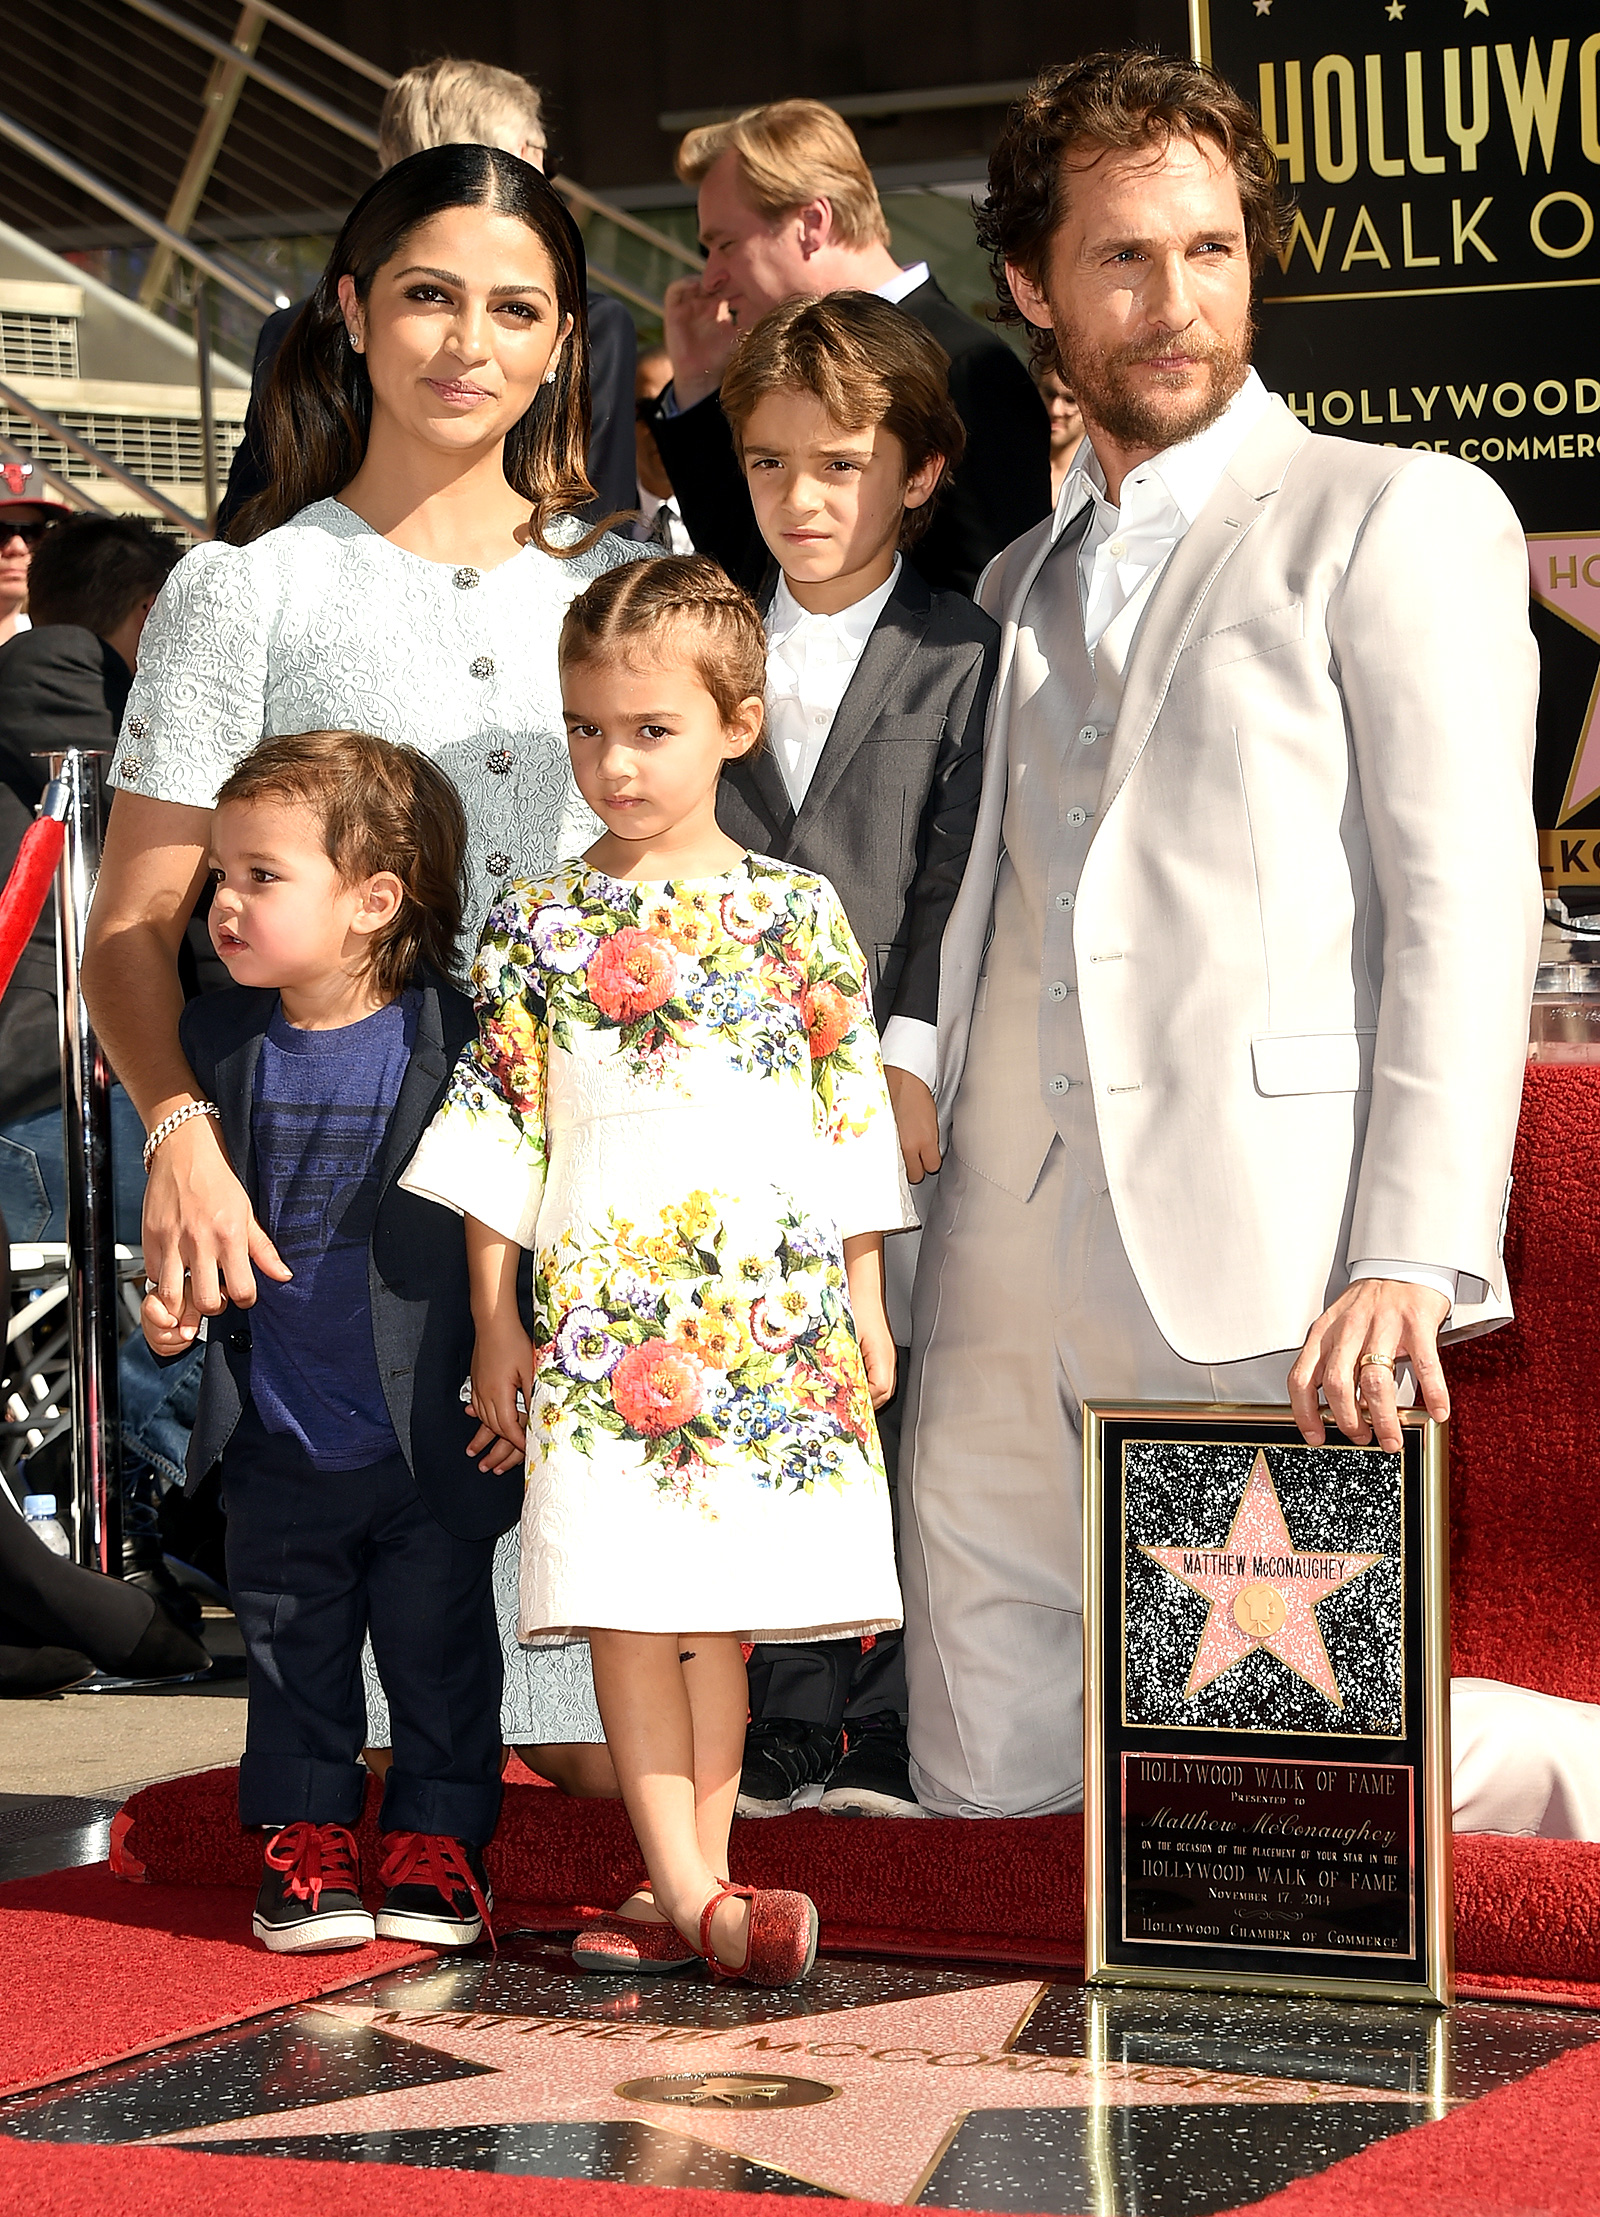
[
  {"left": 715, "top": 559, "right": 999, "bottom": 1027},
  {"left": 935, "top": 396, "right": 1543, "bottom": 1363}
]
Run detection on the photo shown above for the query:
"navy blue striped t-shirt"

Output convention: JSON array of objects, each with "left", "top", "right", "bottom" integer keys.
[{"left": 248, "top": 992, "right": 417, "bottom": 1469}]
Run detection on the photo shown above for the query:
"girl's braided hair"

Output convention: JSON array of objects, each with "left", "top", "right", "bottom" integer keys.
[{"left": 559, "top": 556, "right": 768, "bottom": 743}]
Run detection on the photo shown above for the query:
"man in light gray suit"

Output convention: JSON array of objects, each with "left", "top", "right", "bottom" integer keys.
[{"left": 889, "top": 53, "right": 1542, "bottom": 1819}]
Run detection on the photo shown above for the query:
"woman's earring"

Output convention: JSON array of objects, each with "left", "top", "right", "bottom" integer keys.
[{"left": 542, "top": 364, "right": 557, "bottom": 386}]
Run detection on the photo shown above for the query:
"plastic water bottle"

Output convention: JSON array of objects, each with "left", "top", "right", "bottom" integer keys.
[{"left": 22, "top": 1493, "right": 71, "bottom": 1558}]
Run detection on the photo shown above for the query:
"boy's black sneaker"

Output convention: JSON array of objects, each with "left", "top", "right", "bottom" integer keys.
[
  {"left": 735, "top": 1718, "right": 842, "bottom": 1817},
  {"left": 375, "top": 1831, "right": 494, "bottom": 1947},
  {"left": 252, "top": 1822, "right": 375, "bottom": 1952},
  {"left": 818, "top": 1714, "right": 928, "bottom": 1818}
]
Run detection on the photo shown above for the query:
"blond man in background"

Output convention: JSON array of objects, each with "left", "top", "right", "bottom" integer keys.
[{"left": 647, "top": 99, "right": 1051, "bottom": 597}]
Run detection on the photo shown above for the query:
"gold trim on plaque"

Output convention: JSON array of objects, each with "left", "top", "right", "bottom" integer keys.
[
  {"left": 1082, "top": 1403, "right": 1453, "bottom": 2007},
  {"left": 1189, "top": 0, "right": 1211, "bottom": 66}
]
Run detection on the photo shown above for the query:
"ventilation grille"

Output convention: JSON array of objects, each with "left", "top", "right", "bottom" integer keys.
[
  {"left": 0, "top": 406, "right": 242, "bottom": 485},
  {"left": 0, "top": 310, "right": 79, "bottom": 380}
]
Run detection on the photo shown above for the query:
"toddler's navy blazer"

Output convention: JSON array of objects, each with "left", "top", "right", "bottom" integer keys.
[{"left": 176, "top": 969, "right": 520, "bottom": 1543}]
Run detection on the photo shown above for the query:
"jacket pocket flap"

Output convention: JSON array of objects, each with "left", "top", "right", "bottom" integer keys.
[
  {"left": 1172, "top": 600, "right": 1305, "bottom": 686},
  {"left": 1251, "top": 1029, "right": 1374, "bottom": 1095}
]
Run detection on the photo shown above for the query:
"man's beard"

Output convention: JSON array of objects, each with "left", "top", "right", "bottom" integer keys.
[{"left": 1052, "top": 313, "right": 1254, "bottom": 454}]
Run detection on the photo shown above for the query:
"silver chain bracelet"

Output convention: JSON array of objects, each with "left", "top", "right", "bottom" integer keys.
[{"left": 141, "top": 1099, "right": 222, "bottom": 1174}]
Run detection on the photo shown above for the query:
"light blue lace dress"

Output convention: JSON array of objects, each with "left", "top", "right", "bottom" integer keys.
[{"left": 109, "top": 494, "right": 656, "bottom": 1750}]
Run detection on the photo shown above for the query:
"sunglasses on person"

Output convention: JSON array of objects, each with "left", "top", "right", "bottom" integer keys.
[{"left": 0, "top": 518, "right": 56, "bottom": 547}]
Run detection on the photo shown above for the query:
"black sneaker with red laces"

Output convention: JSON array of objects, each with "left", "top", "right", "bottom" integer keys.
[
  {"left": 375, "top": 1831, "right": 494, "bottom": 1947},
  {"left": 252, "top": 1822, "right": 375, "bottom": 1953}
]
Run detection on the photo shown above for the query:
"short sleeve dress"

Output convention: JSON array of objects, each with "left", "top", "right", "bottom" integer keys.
[
  {"left": 109, "top": 496, "right": 654, "bottom": 942},
  {"left": 400, "top": 853, "right": 915, "bottom": 1642},
  {"left": 111, "top": 495, "right": 654, "bottom": 1748}
]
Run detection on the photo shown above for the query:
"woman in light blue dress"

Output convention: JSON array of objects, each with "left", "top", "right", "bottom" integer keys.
[{"left": 84, "top": 145, "right": 653, "bottom": 1791}]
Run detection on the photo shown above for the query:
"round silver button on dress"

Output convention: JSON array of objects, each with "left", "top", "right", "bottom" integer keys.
[
  {"left": 470, "top": 655, "right": 495, "bottom": 679},
  {"left": 487, "top": 748, "right": 514, "bottom": 775},
  {"left": 453, "top": 566, "right": 481, "bottom": 589},
  {"left": 485, "top": 850, "right": 512, "bottom": 876}
]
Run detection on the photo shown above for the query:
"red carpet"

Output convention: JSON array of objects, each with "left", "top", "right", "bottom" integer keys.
[
  {"left": 0, "top": 1864, "right": 429, "bottom": 2098},
  {"left": 1444, "top": 1064, "right": 1600, "bottom": 1699},
  {"left": 97, "top": 1761, "right": 1600, "bottom": 2003}
]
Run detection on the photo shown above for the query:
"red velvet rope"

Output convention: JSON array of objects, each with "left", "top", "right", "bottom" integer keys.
[{"left": 0, "top": 813, "right": 66, "bottom": 1004}]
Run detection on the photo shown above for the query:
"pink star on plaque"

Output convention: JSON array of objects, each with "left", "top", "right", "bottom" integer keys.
[{"left": 1141, "top": 1451, "right": 1384, "bottom": 1709}]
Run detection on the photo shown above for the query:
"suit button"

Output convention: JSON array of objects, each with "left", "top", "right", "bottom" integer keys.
[
  {"left": 1066, "top": 807, "right": 1088, "bottom": 827},
  {"left": 1049, "top": 1075, "right": 1072, "bottom": 1095},
  {"left": 1047, "top": 980, "right": 1071, "bottom": 1001},
  {"left": 1078, "top": 725, "right": 1100, "bottom": 745},
  {"left": 1056, "top": 892, "right": 1075, "bottom": 910},
  {"left": 228, "top": 1328, "right": 252, "bottom": 1351}
]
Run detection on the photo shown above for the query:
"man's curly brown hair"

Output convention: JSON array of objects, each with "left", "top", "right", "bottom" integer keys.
[{"left": 978, "top": 51, "right": 1287, "bottom": 373}]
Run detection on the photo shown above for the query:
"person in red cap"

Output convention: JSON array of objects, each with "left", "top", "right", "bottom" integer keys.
[{"left": 0, "top": 465, "right": 67, "bottom": 648}]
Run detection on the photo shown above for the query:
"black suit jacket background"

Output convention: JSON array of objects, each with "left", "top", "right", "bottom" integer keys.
[
  {"left": 178, "top": 971, "right": 519, "bottom": 1543},
  {"left": 651, "top": 276, "right": 1051, "bottom": 599},
  {"left": 0, "top": 627, "right": 131, "bottom": 1123},
  {"left": 716, "top": 560, "right": 998, "bottom": 1029}
]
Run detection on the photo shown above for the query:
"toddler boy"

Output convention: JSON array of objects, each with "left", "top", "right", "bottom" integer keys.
[{"left": 142, "top": 732, "right": 520, "bottom": 1951}]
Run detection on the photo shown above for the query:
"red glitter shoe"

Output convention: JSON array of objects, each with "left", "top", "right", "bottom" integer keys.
[
  {"left": 697, "top": 1880, "right": 819, "bottom": 1987},
  {"left": 571, "top": 1913, "right": 699, "bottom": 1974}
]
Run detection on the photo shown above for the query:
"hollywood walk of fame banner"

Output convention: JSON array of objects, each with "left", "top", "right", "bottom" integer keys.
[
  {"left": 1194, "top": 0, "right": 1600, "bottom": 898},
  {"left": 1082, "top": 1405, "right": 1452, "bottom": 2005}
]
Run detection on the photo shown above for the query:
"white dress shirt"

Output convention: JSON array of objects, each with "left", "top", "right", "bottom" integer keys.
[
  {"left": 888, "top": 369, "right": 1462, "bottom": 1315},
  {"left": 764, "top": 559, "right": 900, "bottom": 812}
]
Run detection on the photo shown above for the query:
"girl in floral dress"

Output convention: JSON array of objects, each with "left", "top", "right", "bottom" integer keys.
[{"left": 401, "top": 556, "right": 914, "bottom": 1986}]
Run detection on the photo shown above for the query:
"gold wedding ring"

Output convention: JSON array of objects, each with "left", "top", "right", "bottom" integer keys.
[{"left": 1358, "top": 1352, "right": 1397, "bottom": 1373}]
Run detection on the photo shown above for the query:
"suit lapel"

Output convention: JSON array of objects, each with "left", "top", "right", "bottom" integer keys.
[
  {"left": 1097, "top": 399, "right": 1309, "bottom": 811},
  {"left": 792, "top": 570, "right": 933, "bottom": 834},
  {"left": 372, "top": 981, "right": 450, "bottom": 1198},
  {"left": 740, "top": 746, "right": 798, "bottom": 845}
]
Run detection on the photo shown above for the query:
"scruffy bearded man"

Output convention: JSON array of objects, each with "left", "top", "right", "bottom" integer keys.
[{"left": 890, "top": 51, "right": 1540, "bottom": 1818}]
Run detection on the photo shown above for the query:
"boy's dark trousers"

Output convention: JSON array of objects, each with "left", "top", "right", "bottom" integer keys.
[
  {"left": 223, "top": 1402, "right": 503, "bottom": 1844},
  {"left": 746, "top": 1355, "right": 909, "bottom": 1736}
]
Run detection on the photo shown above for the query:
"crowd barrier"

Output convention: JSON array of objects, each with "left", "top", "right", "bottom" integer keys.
[{"left": 2, "top": 748, "right": 120, "bottom": 1572}]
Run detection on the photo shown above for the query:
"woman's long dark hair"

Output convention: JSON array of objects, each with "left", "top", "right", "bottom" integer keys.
[{"left": 233, "top": 145, "right": 602, "bottom": 554}]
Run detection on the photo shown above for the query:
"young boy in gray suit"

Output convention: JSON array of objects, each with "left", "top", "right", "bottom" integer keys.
[{"left": 714, "top": 291, "right": 999, "bottom": 1821}]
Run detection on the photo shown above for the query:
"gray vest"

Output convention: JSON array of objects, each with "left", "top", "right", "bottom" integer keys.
[{"left": 948, "top": 517, "right": 1161, "bottom": 1203}]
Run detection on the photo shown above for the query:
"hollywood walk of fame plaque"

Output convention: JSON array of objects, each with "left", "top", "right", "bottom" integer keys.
[{"left": 1083, "top": 1405, "right": 1452, "bottom": 2006}]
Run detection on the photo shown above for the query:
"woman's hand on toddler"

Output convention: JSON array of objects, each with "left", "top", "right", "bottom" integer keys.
[{"left": 140, "top": 1283, "right": 203, "bottom": 1358}]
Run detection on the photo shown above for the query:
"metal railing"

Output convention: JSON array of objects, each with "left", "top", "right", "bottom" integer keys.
[{"left": 0, "top": 374, "right": 209, "bottom": 536}]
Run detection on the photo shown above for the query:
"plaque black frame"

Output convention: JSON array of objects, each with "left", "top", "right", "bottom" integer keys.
[{"left": 1083, "top": 1404, "right": 1452, "bottom": 2005}]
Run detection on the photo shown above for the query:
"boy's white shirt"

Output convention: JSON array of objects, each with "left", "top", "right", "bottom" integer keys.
[{"left": 762, "top": 555, "right": 936, "bottom": 1084}]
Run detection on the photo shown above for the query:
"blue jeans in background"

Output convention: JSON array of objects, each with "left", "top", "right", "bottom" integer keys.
[{"left": 0, "top": 1084, "right": 149, "bottom": 1247}]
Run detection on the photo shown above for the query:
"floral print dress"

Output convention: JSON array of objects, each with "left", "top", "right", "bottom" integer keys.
[{"left": 401, "top": 853, "right": 915, "bottom": 1643}]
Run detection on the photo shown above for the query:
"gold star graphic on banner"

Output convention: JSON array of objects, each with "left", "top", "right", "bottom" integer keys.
[
  {"left": 1386, "top": 0, "right": 1406, "bottom": 16},
  {"left": 1253, "top": 0, "right": 1273, "bottom": 15},
  {"left": 148, "top": 1979, "right": 1415, "bottom": 2199},
  {"left": 1464, "top": 0, "right": 1488, "bottom": 14}
]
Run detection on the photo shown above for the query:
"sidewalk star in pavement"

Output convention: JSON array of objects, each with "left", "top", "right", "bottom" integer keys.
[{"left": 150, "top": 1975, "right": 1414, "bottom": 2201}]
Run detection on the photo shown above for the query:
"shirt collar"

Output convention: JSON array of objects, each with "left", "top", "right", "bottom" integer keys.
[
  {"left": 876, "top": 261, "right": 930, "bottom": 305},
  {"left": 767, "top": 556, "right": 901, "bottom": 651},
  {"left": 1052, "top": 367, "right": 1271, "bottom": 544}
]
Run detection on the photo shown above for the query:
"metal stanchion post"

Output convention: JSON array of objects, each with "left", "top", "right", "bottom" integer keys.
[{"left": 48, "top": 747, "right": 121, "bottom": 1574}]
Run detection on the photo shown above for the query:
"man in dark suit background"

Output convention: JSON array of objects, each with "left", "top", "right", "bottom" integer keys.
[
  {"left": 217, "top": 57, "right": 638, "bottom": 535},
  {"left": 649, "top": 99, "right": 1052, "bottom": 598}
]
